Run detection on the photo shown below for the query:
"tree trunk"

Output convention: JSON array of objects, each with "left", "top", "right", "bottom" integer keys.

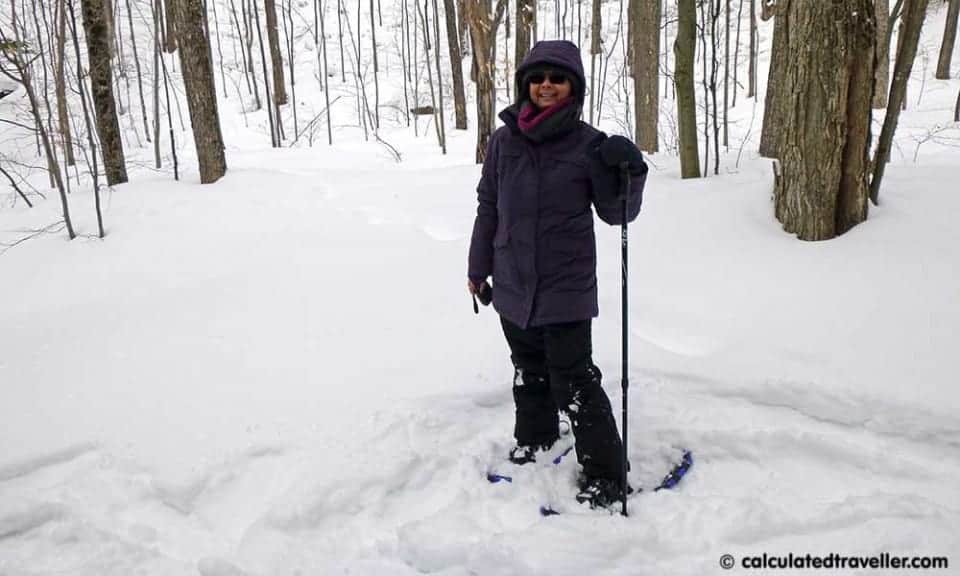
[
  {"left": 126, "top": 0, "right": 151, "bottom": 141},
  {"left": 874, "top": 0, "right": 890, "bottom": 106},
  {"left": 936, "top": 0, "right": 959, "bottom": 79},
  {"left": 370, "top": 0, "right": 380, "bottom": 128},
  {"left": 632, "top": 0, "right": 659, "bottom": 151},
  {"left": 443, "top": 0, "right": 467, "bottom": 128},
  {"left": 954, "top": 86, "right": 959, "bottom": 121},
  {"left": 759, "top": 0, "right": 788, "bottom": 157},
  {"left": 55, "top": 0, "right": 75, "bottom": 165},
  {"left": 458, "top": 0, "right": 468, "bottom": 51},
  {"left": 589, "top": 0, "right": 600, "bottom": 123},
  {"left": 163, "top": 0, "right": 177, "bottom": 51},
  {"left": 81, "top": 0, "right": 128, "bottom": 184},
  {"left": 723, "top": 0, "right": 729, "bottom": 147},
  {"left": 465, "top": 0, "right": 506, "bottom": 162},
  {"left": 870, "top": 0, "right": 929, "bottom": 203},
  {"left": 515, "top": 0, "right": 533, "bottom": 64},
  {"left": 153, "top": 0, "right": 162, "bottom": 167},
  {"left": 264, "top": 0, "right": 288, "bottom": 104},
  {"left": 748, "top": 0, "right": 756, "bottom": 98},
  {"left": 1, "top": 32, "right": 75, "bottom": 238},
  {"left": 174, "top": 0, "right": 227, "bottom": 183},
  {"left": 675, "top": 0, "right": 700, "bottom": 178},
  {"left": 255, "top": 0, "right": 278, "bottom": 145},
  {"left": 433, "top": 0, "right": 448, "bottom": 150},
  {"left": 774, "top": 0, "right": 875, "bottom": 240}
]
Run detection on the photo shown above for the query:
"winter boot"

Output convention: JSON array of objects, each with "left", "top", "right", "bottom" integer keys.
[{"left": 575, "top": 476, "right": 633, "bottom": 509}]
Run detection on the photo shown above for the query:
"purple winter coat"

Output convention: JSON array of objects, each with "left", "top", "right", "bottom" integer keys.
[{"left": 468, "top": 40, "right": 647, "bottom": 329}]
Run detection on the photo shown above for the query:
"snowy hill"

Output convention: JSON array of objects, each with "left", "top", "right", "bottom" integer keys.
[{"left": 2, "top": 0, "right": 959, "bottom": 574}]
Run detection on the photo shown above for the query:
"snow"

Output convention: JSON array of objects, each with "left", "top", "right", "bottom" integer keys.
[{"left": 1, "top": 0, "right": 959, "bottom": 573}]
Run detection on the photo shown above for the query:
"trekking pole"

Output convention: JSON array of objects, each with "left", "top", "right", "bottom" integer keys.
[{"left": 619, "top": 161, "right": 630, "bottom": 517}]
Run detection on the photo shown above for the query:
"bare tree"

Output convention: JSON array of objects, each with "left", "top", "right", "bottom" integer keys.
[
  {"left": 936, "top": 0, "right": 959, "bottom": 79},
  {"left": 68, "top": 0, "right": 105, "bottom": 201},
  {"left": 174, "top": 0, "right": 227, "bottom": 182},
  {"left": 515, "top": 0, "right": 533, "bottom": 64},
  {"left": 631, "top": 0, "right": 659, "bottom": 152},
  {"left": 254, "top": 0, "right": 279, "bottom": 145},
  {"left": 874, "top": 0, "right": 890, "bottom": 106},
  {"left": 0, "top": 161, "right": 34, "bottom": 207},
  {"left": 774, "top": 0, "right": 875, "bottom": 240},
  {"left": 81, "top": 0, "right": 128, "bottom": 184},
  {"left": 153, "top": 0, "right": 162, "bottom": 166},
  {"left": 264, "top": 0, "right": 288, "bottom": 105},
  {"left": 54, "top": 0, "right": 75, "bottom": 165},
  {"left": 748, "top": 0, "right": 756, "bottom": 98},
  {"left": 723, "top": 0, "right": 729, "bottom": 147},
  {"left": 124, "top": 0, "right": 151, "bottom": 141},
  {"left": 444, "top": 0, "right": 467, "bottom": 128},
  {"left": 0, "top": 32, "right": 75, "bottom": 238},
  {"left": 317, "top": 0, "right": 332, "bottom": 143},
  {"left": 464, "top": 0, "right": 507, "bottom": 162},
  {"left": 588, "top": 0, "right": 600, "bottom": 123},
  {"left": 282, "top": 0, "right": 297, "bottom": 133},
  {"left": 401, "top": 0, "right": 411, "bottom": 126},
  {"left": 431, "top": 0, "right": 447, "bottom": 149},
  {"left": 370, "top": 0, "right": 380, "bottom": 128},
  {"left": 675, "top": 0, "right": 700, "bottom": 178},
  {"left": 163, "top": 0, "right": 177, "bottom": 51},
  {"left": 336, "top": 0, "right": 345, "bottom": 81},
  {"left": 871, "top": 0, "right": 929, "bottom": 203}
]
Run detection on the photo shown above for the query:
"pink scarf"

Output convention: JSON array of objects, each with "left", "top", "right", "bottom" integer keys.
[{"left": 518, "top": 98, "right": 574, "bottom": 133}]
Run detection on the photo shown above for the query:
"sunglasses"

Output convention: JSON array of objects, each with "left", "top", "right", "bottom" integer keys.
[{"left": 527, "top": 72, "right": 569, "bottom": 85}]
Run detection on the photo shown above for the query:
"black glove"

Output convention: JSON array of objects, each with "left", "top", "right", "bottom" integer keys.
[
  {"left": 598, "top": 135, "right": 642, "bottom": 168},
  {"left": 471, "top": 280, "right": 493, "bottom": 314},
  {"left": 476, "top": 281, "right": 493, "bottom": 305}
]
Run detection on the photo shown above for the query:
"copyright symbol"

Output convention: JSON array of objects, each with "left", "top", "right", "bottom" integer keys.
[{"left": 720, "top": 554, "right": 735, "bottom": 570}]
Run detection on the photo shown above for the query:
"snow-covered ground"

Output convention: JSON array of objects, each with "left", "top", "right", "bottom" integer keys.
[{"left": 1, "top": 0, "right": 959, "bottom": 574}]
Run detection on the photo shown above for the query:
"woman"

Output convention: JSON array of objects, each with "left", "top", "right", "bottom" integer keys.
[{"left": 467, "top": 40, "right": 647, "bottom": 508}]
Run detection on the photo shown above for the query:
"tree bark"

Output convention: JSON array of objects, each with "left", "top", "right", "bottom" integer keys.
[
  {"left": 774, "top": 0, "right": 875, "bottom": 240},
  {"left": 588, "top": 0, "right": 600, "bottom": 123},
  {"left": 515, "top": 0, "right": 533, "bottom": 64},
  {"left": 163, "top": 0, "right": 177, "bottom": 51},
  {"left": 632, "top": 0, "right": 659, "bottom": 151},
  {"left": 464, "top": 0, "right": 506, "bottom": 162},
  {"left": 955, "top": 86, "right": 959, "bottom": 121},
  {"left": 874, "top": 0, "right": 890, "bottom": 106},
  {"left": 871, "top": 0, "right": 929, "bottom": 203},
  {"left": 55, "top": 0, "right": 75, "bottom": 165},
  {"left": 443, "top": 0, "right": 467, "bottom": 128},
  {"left": 759, "top": 0, "right": 788, "bottom": 157},
  {"left": 174, "top": 0, "right": 227, "bottom": 182},
  {"left": 264, "top": 0, "right": 288, "bottom": 104},
  {"left": 675, "top": 0, "right": 700, "bottom": 178},
  {"left": 748, "top": 0, "right": 756, "bottom": 98},
  {"left": 936, "top": 0, "right": 959, "bottom": 79},
  {"left": 81, "top": 0, "right": 128, "bottom": 184}
]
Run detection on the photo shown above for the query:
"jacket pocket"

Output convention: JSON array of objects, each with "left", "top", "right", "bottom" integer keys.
[{"left": 493, "top": 227, "right": 519, "bottom": 288}]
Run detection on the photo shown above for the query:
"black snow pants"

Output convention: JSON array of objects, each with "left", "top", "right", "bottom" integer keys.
[{"left": 500, "top": 316, "right": 624, "bottom": 482}]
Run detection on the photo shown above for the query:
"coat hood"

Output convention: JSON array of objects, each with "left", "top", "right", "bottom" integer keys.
[{"left": 514, "top": 40, "right": 586, "bottom": 105}]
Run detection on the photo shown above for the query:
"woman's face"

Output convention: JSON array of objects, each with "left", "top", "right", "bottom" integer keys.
[{"left": 528, "top": 69, "right": 572, "bottom": 108}]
